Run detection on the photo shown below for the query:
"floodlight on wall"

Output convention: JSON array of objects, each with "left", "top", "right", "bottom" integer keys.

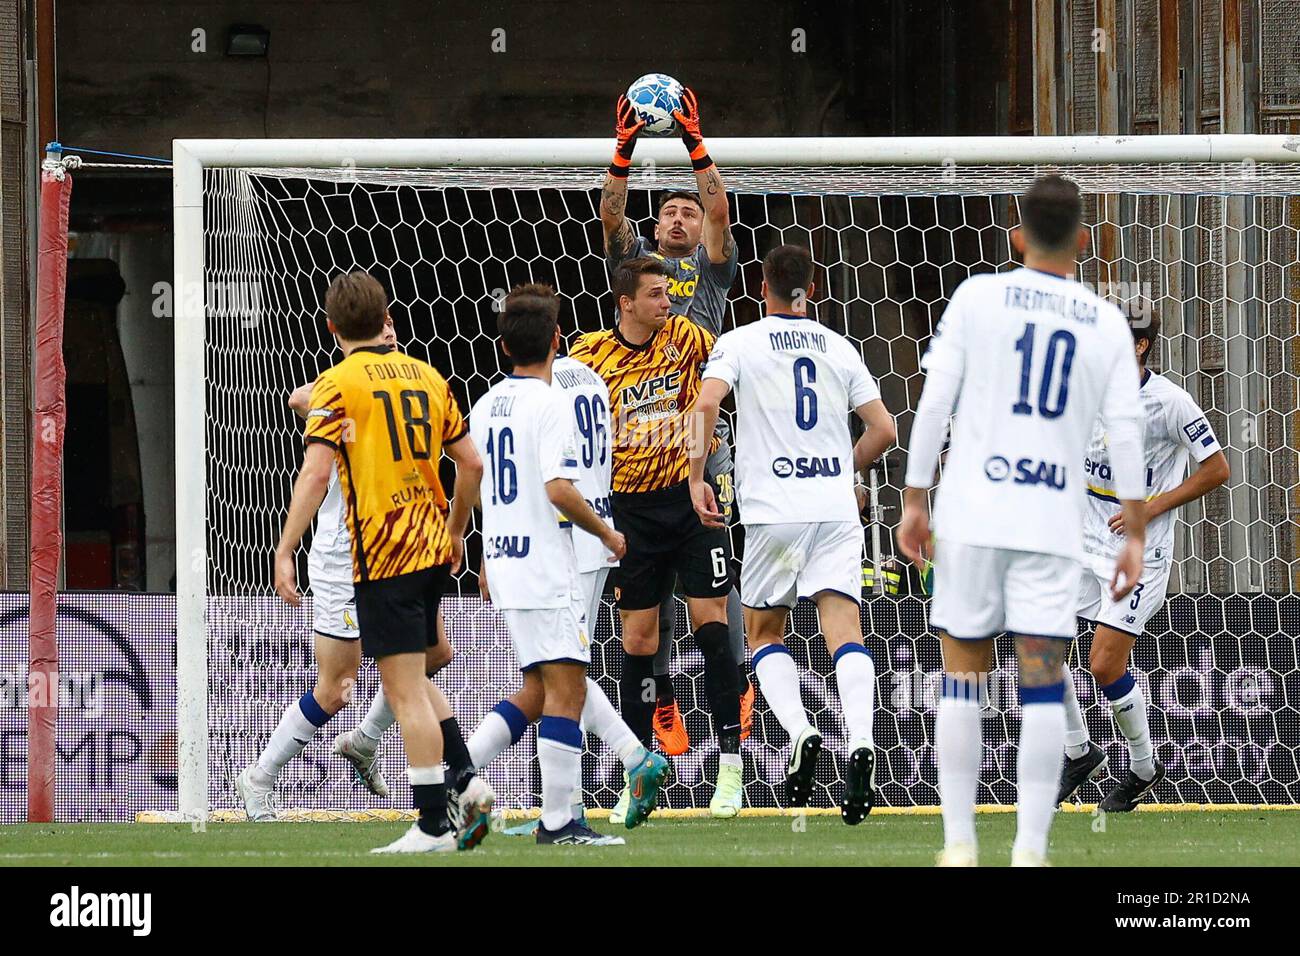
[{"left": 226, "top": 24, "right": 270, "bottom": 57}]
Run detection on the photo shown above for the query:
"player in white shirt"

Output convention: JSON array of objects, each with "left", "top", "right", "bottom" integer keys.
[
  {"left": 551, "top": 355, "right": 621, "bottom": 629},
  {"left": 897, "top": 176, "right": 1148, "bottom": 867},
  {"left": 466, "top": 283, "right": 670, "bottom": 845},
  {"left": 237, "top": 316, "right": 476, "bottom": 823},
  {"left": 688, "top": 244, "right": 896, "bottom": 823},
  {"left": 1058, "top": 312, "right": 1229, "bottom": 811},
  {"left": 464, "top": 350, "right": 635, "bottom": 837}
]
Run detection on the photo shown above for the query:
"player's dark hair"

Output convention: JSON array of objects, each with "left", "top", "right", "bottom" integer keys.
[
  {"left": 612, "top": 257, "right": 671, "bottom": 306},
  {"left": 762, "top": 244, "right": 815, "bottom": 306},
  {"left": 1130, "top": 311, "right": 1161, "bottom": 366},
  {"left": 499, "top": 283, "right": 560, "bottom": 365},
  {"left": 326, "top": 271, "right": 388, "bottom": 342},
  {"left": 657, "top": 190, "right": 704, "bottom": 215},
  {"left": 1019, "top": 175, "right": 1083, "bottom": 253}
]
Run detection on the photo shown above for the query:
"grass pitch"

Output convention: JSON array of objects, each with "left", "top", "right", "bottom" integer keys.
[{"left": 2, "top": 811, "right": 1297, "bottom": 866}]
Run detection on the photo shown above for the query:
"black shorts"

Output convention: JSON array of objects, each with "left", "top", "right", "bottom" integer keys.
[
  {"left": 354, "top": 564, "right": 449, "bottom": 659},
  {"left": 613, "top": 480, "right": 733, "bottom": 611}
]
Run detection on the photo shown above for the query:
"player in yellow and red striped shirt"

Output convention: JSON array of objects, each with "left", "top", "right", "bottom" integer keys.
[
  {"left": 569, "top": 257, "right": 743, "bottom": 818},
  {"left": 273, "top": 271, "right": 491, "bottom": 854}
]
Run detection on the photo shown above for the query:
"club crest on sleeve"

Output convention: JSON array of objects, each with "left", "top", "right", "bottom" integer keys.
[{"left": 1183, "top": 416, "right": 1213, "bottom": 447}]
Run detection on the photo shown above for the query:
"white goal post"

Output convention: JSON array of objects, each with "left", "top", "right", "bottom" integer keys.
[{"left": 174, "top": 135, "right": 1300, "bottom": 821}]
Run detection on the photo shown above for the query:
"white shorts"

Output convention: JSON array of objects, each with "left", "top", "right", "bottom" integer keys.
[
  {"left": 930, "top": 540, "right": 1081, "bottom": 640},
  {"left": 1076, "top": 552, "right": 1170, "bottom": 637},
  {"left": 741, "top": 521, "right": 863, "bottom": 610},
  {"left": 502, "top": 588, "right": 592, "bottom": 672},
  {"left": 576, "top": 566, "right": 611, "bottom": 638},
  {"left": 311, "top": 575, "right": 360, "bottom": 640}
]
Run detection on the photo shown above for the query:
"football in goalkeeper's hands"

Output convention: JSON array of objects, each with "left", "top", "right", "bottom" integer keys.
[{"left": 626, "top": 73, "right": 684, "bottom": 136}]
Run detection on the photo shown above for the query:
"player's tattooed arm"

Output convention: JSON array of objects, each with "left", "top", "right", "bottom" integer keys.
[
  {"left": 695, "top": 165, "right": 734, "bottom": 264},
  {"left": 674, "top": 87, "right": 731, "bottom": 263},
  {"left": 601, "top": 174, "right": 638, "bottom": 260}
]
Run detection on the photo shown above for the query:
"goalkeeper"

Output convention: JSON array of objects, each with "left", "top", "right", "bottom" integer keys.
[{"left": 599, "top": 86, "right": 753, "bottom": 772}]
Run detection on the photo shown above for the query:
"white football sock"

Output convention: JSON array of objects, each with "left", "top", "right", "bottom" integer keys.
[
  {"left": 538, "top": 718, "right": 582, "bottom": 832},
  {"left": 1062, "top": 664, "right": 1091, "bottom": 760},
  {"left": 753, "top": 645, "right": 812, "bottom": 740},
  {"left": 572, "top": 727, "right": 586, "bottom": 819},
  {"left": 407, "top": 764, "right": 444, "bottom": 786},
  {"left": 466, "top": 711, "right": 514, "bottom": 770},
  {"left": 356, "top": 687, "right": 394, "bottom": 751},
  {"left": 257, "top": 694, "right": 325, "bottom": 778},
  {"left": 581, "top": 678, "right": 645, "bottom": 770},
  {"left": 1013, "top": 702, "right": 1066, "bottom": 860},
  {"left": 834, "top": 646, "right": 876, "bottom": 749},
  {"left": 936, "top": 695, "right": 982, "bottom": 849},
  {"left": 1109, "top": 683, "right": 1155, "bottom": 780}
]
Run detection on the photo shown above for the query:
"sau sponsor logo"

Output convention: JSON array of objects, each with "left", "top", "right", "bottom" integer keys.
[
  {"left": 985, "top": 455, "right": 1066, "bottom": 489},
  {"left": 772, "top": 456, "right": 841, "bottom": 479},
  {"left": 1183, "top": 416, "right": 1215, "bottom": 448},
  {"left": 484, "top": 535, "right": 531, "bottom": 559},
  {"left": 984, "top": 456, "right": 1012, "bottom": 481}
]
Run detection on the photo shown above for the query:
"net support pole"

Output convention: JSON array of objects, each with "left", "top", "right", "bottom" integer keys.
[
  {"left": 173, "top": 141, "right": 209, "bottom": 821},
  {"left": 29, "top": 145, "right": 72, "bottom": 823}
]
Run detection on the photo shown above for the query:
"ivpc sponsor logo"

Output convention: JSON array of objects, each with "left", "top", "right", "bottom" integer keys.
[{"left": 50, "top": 886, "right": 152, "bottom": 936}]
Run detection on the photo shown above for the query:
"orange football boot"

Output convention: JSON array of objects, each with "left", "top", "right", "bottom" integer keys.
[{"left": 653, "top": 698, "right": 690, "bottom": 756}]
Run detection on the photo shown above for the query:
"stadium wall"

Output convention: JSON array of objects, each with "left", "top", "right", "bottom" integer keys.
[{"left": 1, "top": 591, "right": 1294, "bottom": 822}]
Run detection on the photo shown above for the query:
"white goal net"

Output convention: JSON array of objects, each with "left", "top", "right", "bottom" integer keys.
[{"left": 181, "top": 139, "right": 1300, "bottom": 818}]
